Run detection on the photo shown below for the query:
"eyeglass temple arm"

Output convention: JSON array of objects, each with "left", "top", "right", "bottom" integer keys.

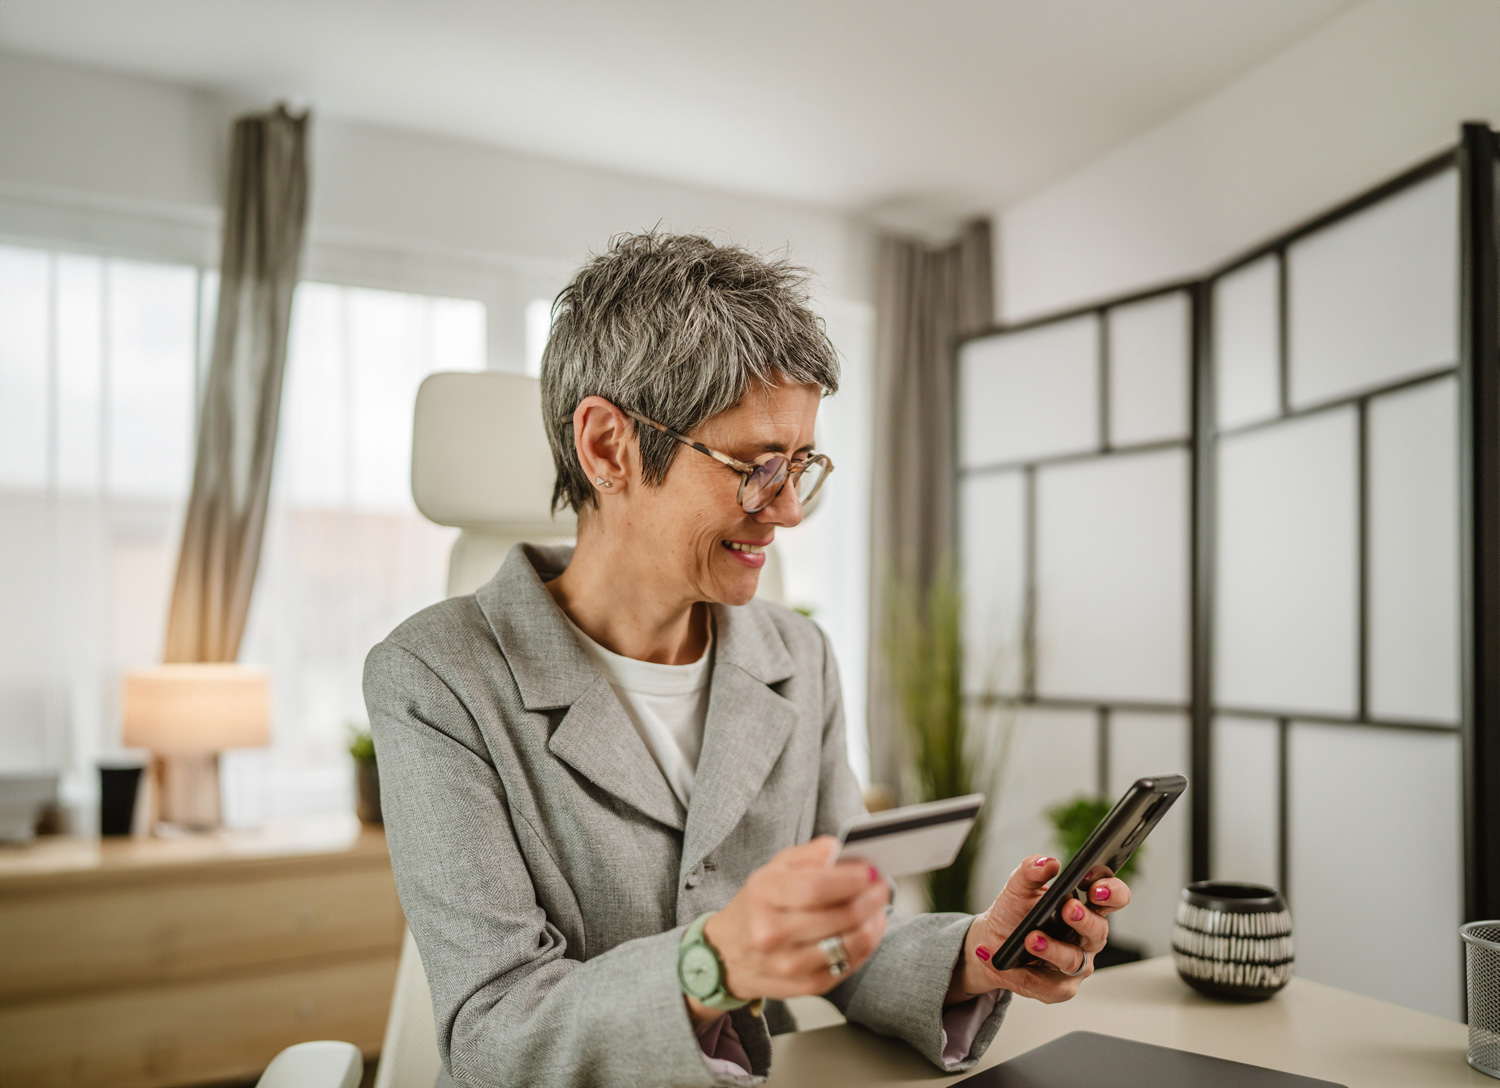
[{"left": 621, "top": 408, "right": 756, "bottom": 473}]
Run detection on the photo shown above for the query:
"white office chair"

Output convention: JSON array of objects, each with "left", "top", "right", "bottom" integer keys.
[{"left": 254, "top": 1041, "right": 363, "bottom": 1088}]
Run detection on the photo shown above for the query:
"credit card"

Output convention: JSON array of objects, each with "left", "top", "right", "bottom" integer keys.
[{"left": 832, "top": 794, "right": 984, "bottom": 879}]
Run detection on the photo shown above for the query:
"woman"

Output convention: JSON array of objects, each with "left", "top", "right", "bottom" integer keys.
[{"left": 365, "top": 233, "right": 1131, "bottom": 1088}]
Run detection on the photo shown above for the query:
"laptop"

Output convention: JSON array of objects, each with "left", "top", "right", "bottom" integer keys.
[{"left": 951, "top": 1031, "right": 1347, "bottom": 1088}]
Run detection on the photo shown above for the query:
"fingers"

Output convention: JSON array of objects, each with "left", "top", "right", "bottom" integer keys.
[
  {"left": 781, "top": 905, "right": 888, "bottom": 990},
  {"left": 1009, "top": 854, "right": 1060, "bottom": 892},
  {"left": 747, "top": 880, "right": 889, "bottom": 953},
  {"left": 762, "top": 859, "right": 882, "bottom": 910},
  {"left": 1021, "top": 929, "right": 1090, "bottom": 976},
  {"left": 1000, "top": 961, "right": 1090, "bottom": 1004},
  {"left": 719, "top": 839, "right": 895, "bottom": 1001},
  {"left": 1055, "top": 894, "right": 1110, "bottom": 954},
  {"left": 780, "top": 835, "right": 841, "bottom": 868},
  {"left": 1087, "top": 877, "right": 1131, "bottom": 916}
]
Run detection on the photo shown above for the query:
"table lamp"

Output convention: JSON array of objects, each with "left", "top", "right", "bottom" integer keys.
[{"left": 121, "top": 664, "right": 271, "bottom": 831}]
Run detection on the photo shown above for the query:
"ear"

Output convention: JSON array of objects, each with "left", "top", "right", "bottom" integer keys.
[{"left": 572, "top": 396, "right": 634, "bottom": 494}]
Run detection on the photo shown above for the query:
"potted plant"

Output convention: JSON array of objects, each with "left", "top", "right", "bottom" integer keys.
[
  {"left": 883, "top": 557, "right": 1012, "bottom": 913},
  {"left": 349, "top": 723, "right": 381, "bottom": 825}
]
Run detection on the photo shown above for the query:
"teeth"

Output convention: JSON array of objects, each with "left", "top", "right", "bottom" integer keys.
[{"left": 727, "top": 542, "right": 767, "bottom": 554}]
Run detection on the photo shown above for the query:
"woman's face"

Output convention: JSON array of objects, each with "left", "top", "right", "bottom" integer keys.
[{"left": 635, "top": 376, "right": 821, "bottom": 608}]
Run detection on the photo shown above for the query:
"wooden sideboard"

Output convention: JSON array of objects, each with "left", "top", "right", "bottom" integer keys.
[{"left": 0, "top": 817, "right": 403, "bottom": 1088}]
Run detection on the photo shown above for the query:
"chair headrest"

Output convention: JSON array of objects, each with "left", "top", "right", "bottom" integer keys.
[{"left": 411, "top": 371, "right": 578, "bottom": 533}]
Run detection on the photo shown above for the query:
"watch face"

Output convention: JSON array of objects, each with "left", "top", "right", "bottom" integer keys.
[{"left": 679, "top": 944, "right": 720, "bottom": 999}]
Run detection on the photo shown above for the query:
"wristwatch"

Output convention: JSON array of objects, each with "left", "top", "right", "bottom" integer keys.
[{"left": 677, "top": 912, "right": 762, "bottom": 1015}]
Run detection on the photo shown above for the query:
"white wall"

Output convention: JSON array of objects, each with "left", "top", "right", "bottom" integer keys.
[{"left": 996, "top": 0, "right": 1500, "bottom": 321}]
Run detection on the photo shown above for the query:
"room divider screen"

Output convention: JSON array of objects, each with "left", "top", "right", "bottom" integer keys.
[
  {"left": 954, "top": 123, "right": 1499, "bottom": 1022},
  {"left": 956, "top": 281, "right": 1196, "bottom": 961}
]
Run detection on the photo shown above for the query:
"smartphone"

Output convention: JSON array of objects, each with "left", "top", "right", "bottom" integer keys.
[{"left": 989, "top": 774, "right": 1187, "bottom": 972}]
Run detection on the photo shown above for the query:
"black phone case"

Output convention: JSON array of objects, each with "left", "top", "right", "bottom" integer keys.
[{"left": 989, "top": 774, "right": 1187, "bottom": 972}]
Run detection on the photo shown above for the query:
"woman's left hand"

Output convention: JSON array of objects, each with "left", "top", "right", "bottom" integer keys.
[{"left": 945, "top": 855, "right": 1131, "bottom": 1005}]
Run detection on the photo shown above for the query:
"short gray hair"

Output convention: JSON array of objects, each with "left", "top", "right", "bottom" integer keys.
[{"left": 540, "top": 232, "right": 841, "bottom": 515}]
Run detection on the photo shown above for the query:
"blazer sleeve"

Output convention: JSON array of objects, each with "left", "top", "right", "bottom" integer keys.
[
  {"left": 808, "top": 626, "right": 1013, "bottom": 1072},
  {"left": 364, "top": 639, "right": 769, "bottom": 1088}
]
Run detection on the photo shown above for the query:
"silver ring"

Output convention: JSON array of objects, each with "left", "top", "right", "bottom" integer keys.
[
  {"left": 1059, "top": 954, "right": 1089, "bottom": 977},
  {"left": 820, "top": 935, "right": 850, "bottom": 978}
]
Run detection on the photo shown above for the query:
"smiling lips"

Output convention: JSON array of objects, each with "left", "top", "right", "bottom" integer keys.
[{"left": 723, "top": 539, "right": 770, "bottom": 568}]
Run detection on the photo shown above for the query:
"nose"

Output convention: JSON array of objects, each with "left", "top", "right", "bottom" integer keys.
[{"left": 755, "top": 478, "right": 804, "bottom": 528}]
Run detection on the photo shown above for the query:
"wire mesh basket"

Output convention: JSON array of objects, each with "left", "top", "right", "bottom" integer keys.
[{"left": 1464, "top": 921, "right": 1500, "bottom": 1079}]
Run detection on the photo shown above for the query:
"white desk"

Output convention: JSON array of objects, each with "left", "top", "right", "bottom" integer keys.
[{"left": 769, "top": 957, "right": 1487, "bottom": 1086}]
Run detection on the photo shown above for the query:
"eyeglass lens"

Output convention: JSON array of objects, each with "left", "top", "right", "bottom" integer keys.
[{"left": 742, "top": 457, "right": 827, "bottom": 513}]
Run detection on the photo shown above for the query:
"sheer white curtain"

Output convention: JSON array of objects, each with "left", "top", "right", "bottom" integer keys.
[
  {"left": 0, "top": 246, "right": 210, "bottom": 806},
  {"left": 0, "top": 242, "right": 485, "bottom": 824},
  {"left": 225, "top": 281, "right": 486, "bottom": 824}
]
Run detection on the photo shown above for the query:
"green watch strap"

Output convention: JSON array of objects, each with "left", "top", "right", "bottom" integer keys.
[{"left": 679, "top": 911, "right": 760, "bottom": 1014}]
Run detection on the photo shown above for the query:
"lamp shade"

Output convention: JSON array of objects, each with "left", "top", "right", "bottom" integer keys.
[{"left": 121, "top": 665, "right": 271, "bottom": 753}]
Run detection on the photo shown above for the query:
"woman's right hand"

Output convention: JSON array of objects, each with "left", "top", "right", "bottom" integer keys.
[{"left": 703, "top": 835, "right": 890, "bottom": 1001}]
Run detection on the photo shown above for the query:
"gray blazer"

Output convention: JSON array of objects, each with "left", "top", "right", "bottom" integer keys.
[{"left": 364, "top": 543, "right": 1010, "bottom": 1088}]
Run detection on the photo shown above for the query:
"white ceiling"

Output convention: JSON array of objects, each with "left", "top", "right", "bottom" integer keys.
[{"left": 0, "top": 0, "right": 1355, "bottom": 220}]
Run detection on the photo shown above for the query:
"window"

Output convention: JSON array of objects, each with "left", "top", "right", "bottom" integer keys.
[
  {"left": 229, "top": 283, "right": 485, "bottom": 823},
  {"left": 0, "top": 246, "right": 208, "bottom": 788},
  {"left": 0, "top": 243, "right": 486, "bottom": 823}
]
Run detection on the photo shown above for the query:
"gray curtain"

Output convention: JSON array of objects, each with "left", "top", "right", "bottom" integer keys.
[
  {"left": 865, "top": 219, "right": 994, "bottom": 796},
  {"left": 164, "top": 105, "right": 310, "bottom": 663}
]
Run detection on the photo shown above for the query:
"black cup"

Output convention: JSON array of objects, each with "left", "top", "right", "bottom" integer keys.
[
  {"left": 98, "top": 763, "right": 144, "bottom": 837},
  {"left": 1173, "top": 880, "right": 1294, "bottom": 1001}
]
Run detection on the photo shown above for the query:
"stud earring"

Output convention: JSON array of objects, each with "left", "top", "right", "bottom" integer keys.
[{"left": 596, "top": 476, "right": 612, "bottom": 488}]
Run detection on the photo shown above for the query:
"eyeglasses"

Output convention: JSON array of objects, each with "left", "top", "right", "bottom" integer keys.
[{"left": 619, "top": 406, "right": 834, "bottom": 515}]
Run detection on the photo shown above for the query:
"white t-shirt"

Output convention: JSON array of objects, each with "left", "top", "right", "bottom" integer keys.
[{"left": 562, "top": 614, "right": 712, "bottom": 808}]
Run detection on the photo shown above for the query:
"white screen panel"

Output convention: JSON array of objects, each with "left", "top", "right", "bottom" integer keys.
[
  {"left": 1213, "top": 256, "right": 1280, "bottom": 431},
  {"left": 973, "top": 708, "right": 1096, "bottom": 910},
  {"left": 1288, "top": 170, "right": 1458, "bottom": 409},
  {"left": 958, "top": 317, "right": 1098, "bottom": 467},
  {"left": 1288, "top": 723, "right": 1462, "bottom": 1020},
  {"left": 1107, "top": 292, "right": 1191, "bottom": 445},
  {"left": 1035, "top": 449, "right": 1189, "bottom": 703},
  {"left": 1106, "top": 713, "right": 1190, "bottom": 956},
  {"left": 1215, "top": 410, "right": 1357, "bottom": 715},
  {"left": 1210, "top": 716, "right": 1279, "bottom": 889},
  {"left": 1369, "top": 379, "right": 1460, "bottom": 723},
  {"left": 960, "top": 472, "right": 1025, "bottom": 697}
]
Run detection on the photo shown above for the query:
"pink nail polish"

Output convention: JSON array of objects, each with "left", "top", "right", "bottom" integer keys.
[
  {"left": 975, "top": 946, "right": 991, "bottom": 962},
  {"left": 868, "top": 866, "right": 880, "bottom": 883},
  {"left": 1034, "top": 856, "right": 1052, "bottom": 867},
  {"left": 1032, "top": 934, "right": 1048, "bottom": 952},
  {"left": 1095, "top": 885, "right": 1111, "bottom": 902},
  {"left": 1071, "top": 903, "right": 1085, "bottom": 921}
]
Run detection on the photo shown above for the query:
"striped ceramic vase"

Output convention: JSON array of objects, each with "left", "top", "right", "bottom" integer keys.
[{"left": 1173, "top": 881, "right": 1293, "bottom": 1001}]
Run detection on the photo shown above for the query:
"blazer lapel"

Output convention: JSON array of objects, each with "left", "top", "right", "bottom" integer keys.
[
  {"left": 476, "top": 543, "right": 685, "bottom": 832},
  {"left": 547, "top": 681, "right": 686, "bottom": 831},
  {"left": 680, "top": 602, "right": 799, "bottom": 880}
]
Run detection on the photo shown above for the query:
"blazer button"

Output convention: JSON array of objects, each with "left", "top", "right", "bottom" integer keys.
[{"left": 685, "top": 865, "right": 702, "bottom": 889}]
